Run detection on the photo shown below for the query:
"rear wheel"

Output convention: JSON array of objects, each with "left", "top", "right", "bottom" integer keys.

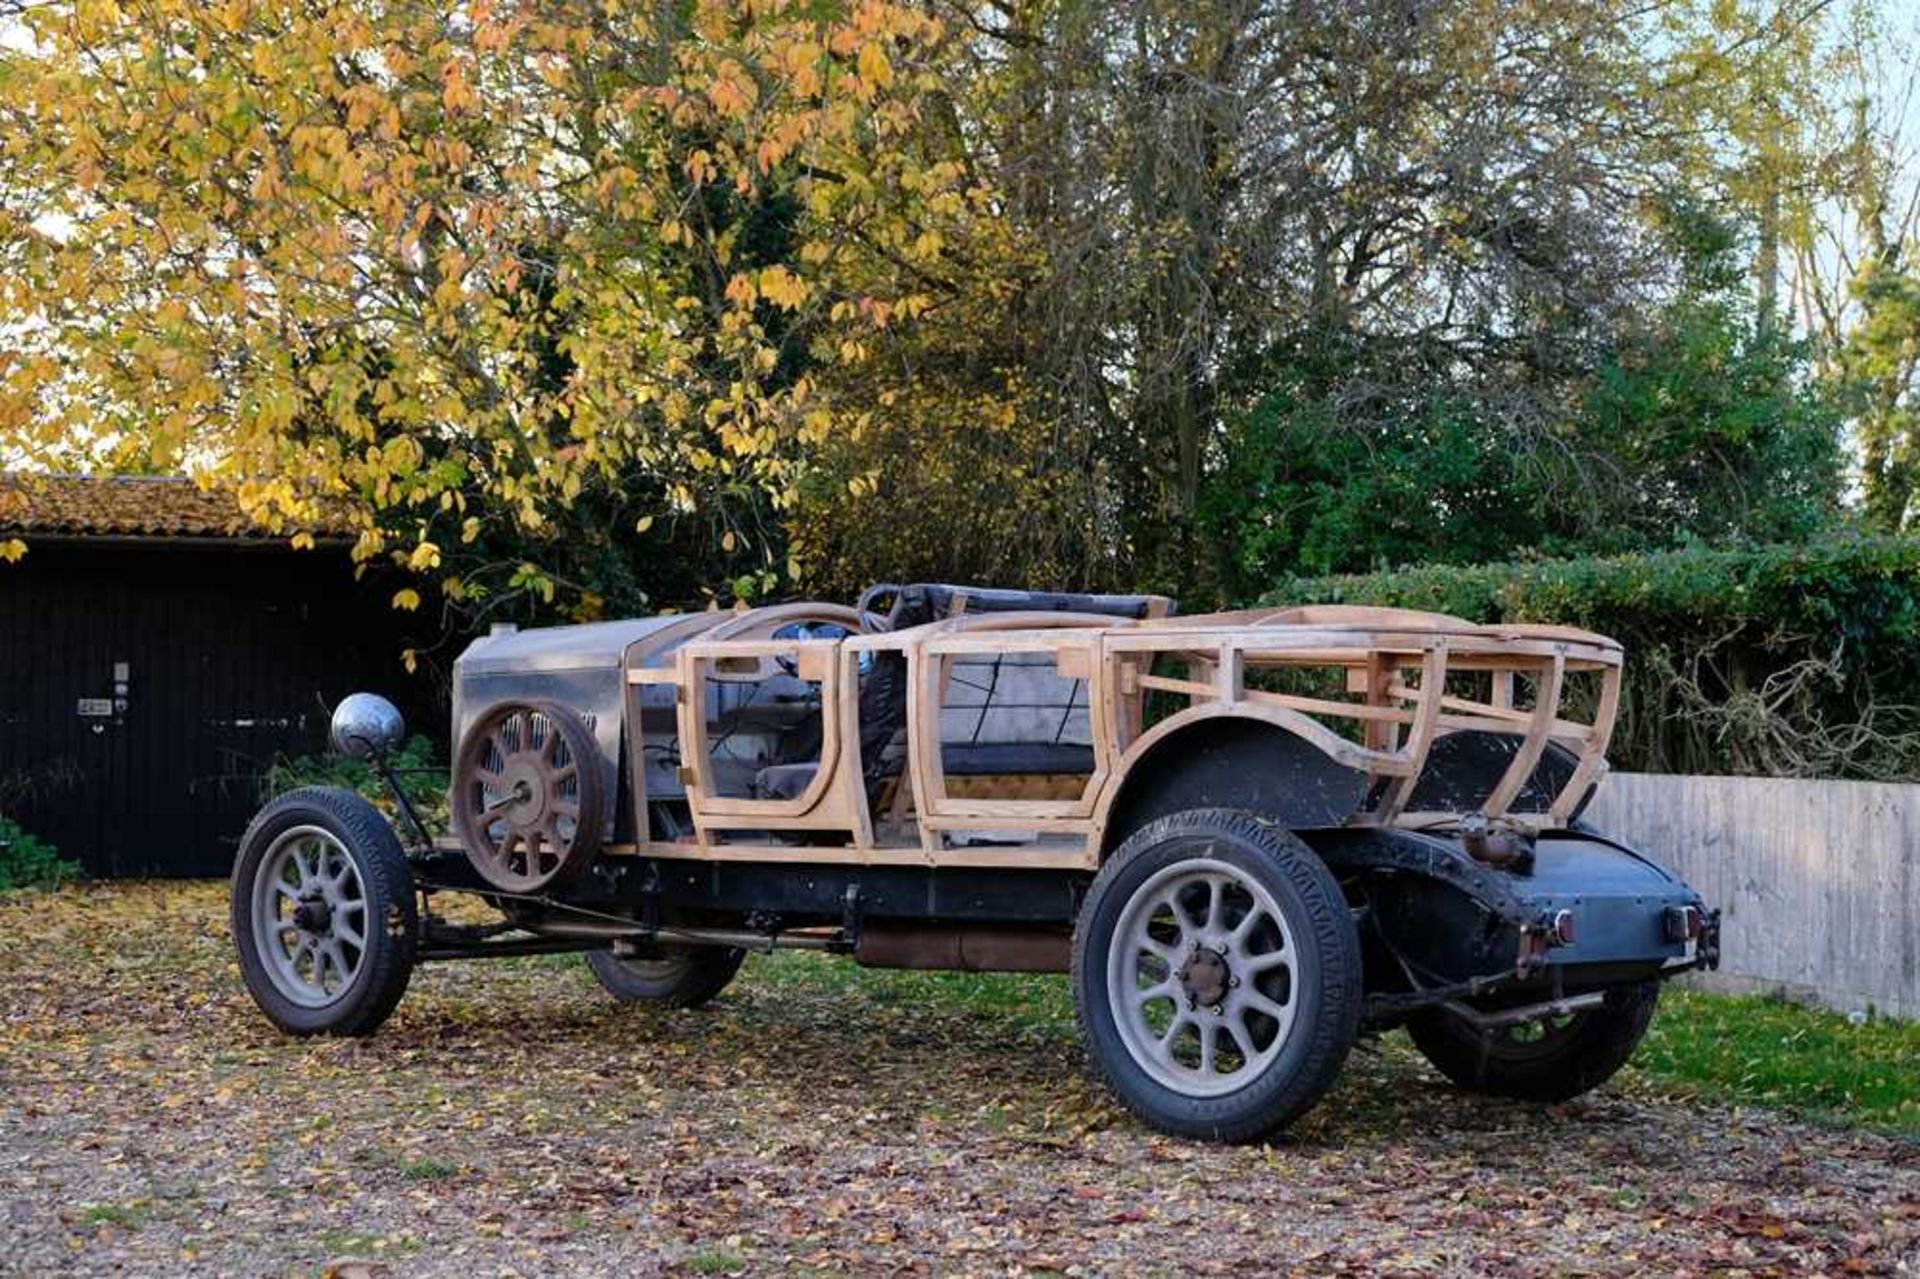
[
  {"left": 1072, "top": 809, "right": 1361, "bottom": 1143},
  {"left": 230, "top": 787, "right": 418, "bottom": 1036},
  {"left": 584, "top": 944, "right": 744, "bottom": 1009},
  {"left": 1407, "top": 980, "right": 1660, "bottom": 1102}
]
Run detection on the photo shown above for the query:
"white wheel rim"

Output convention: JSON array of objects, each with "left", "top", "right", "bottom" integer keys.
[
  {"left": 251, "top": 825, "right": 368, "bottom": 1008},
  {"left": 1105, "top": 856, "right": 1301, "bottom": 1097}
]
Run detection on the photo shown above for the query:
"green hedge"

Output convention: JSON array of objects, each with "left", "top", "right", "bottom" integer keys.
[{"left": 1259, "top": 536, "right": 1920, "bottom": 779}]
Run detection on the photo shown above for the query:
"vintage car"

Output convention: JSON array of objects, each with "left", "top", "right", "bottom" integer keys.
[{"left": 230, "top": 583, "right": 1718, "bottom": 1142}]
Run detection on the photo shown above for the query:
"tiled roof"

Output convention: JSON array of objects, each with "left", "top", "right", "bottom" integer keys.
[{"left": 0, "top": 474, "right": 334, "bottom": 541}]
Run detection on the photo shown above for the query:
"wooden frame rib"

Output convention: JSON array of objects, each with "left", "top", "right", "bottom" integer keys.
[{"left": 582, "top": 598, "right": 1625, "bottom": 874}]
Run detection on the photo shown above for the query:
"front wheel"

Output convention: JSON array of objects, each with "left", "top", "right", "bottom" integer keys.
[
  {"left": 230, "top": 786, "right": 418, "bottom": 1036},
  {"left": 1407, "top": 980, "right": 1660, "bottom": 1102},
  {"left": 1072, "top": 809, "right": 1362, "bottom": 1143}
]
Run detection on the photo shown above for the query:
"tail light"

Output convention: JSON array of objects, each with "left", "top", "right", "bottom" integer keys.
[{"left": 1662, "top": 905, "right": 1702, "bottom": 943}]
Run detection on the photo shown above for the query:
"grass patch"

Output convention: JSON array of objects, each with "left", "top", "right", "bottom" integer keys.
[
  {"left": 747, "top": 950, "right": 1073, "bottom": 1036},
  {"left": 744, "top": 953, "right": 1919, "bottom": 1136},
  {"left": 1634, "top": 988, "right": 1919, "bottom": 1137},
  {"left": 80, "top": 1203, "right": 142, "bottom": 1229},
  {"left": 398, "top": 1156, "right": 458, "bottom": 1181},
  {"left": 685, "top": 1245, "right": 749, "bottom": 1273},
  {"left": 314, "top": 1228, "right": 422, "bottom": 1258}
]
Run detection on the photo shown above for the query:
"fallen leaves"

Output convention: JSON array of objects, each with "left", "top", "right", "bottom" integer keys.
[{"left": 0, "top": 881, "right": 1915, "bottom": 1275}]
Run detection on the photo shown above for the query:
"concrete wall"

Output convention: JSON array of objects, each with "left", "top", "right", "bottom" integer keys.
[{"left": 1585, "top": 772, "right": 1919, "bottom": 1019}]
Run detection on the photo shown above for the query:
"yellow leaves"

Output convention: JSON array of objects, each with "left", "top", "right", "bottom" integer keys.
[
  {"left": 440, "top": 58, "right": 476, "bottom": 113},
  {"left": 783, "top": 40, "right": 825, "bottom": 98},
  {"left": 857, "top": 42, "right": 894, "bottom": 96},
  {"left": 724, "top": 273, "right": 759, "bottom": 309},
  {"left": 391, "top": 588, "right": 422, "bottom": 612},
  {"left": 0, "top": 539, "right": 26, "bottom": 564},
  {"left": 249, "top": 162, "right": 282, "bottom": 203},
  {"left": 3, "top": 0, "right": 982, "bottom": 617},
  {"left": 706, "top": 61, "right": 758, "bottom": 119},
  {"left": 758, "top": 265, "right": 808, "bottom": 310}
]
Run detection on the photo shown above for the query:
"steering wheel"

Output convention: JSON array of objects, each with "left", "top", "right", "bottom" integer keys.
[{"left": 856, "top": 583, "right": 900, "bottom": 636}]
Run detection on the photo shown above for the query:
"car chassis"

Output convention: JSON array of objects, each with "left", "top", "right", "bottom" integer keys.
[{"left": 232, "top": 584, "right": 1719, "bottom": 1141}]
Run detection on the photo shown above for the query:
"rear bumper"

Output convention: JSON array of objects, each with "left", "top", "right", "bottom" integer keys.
[
  {"left": 1309, "top": 825, "right": 1718, "bottom": 1018},
  {"left": 1518, "top": 832, "right": 1715, "bottom": 971}
]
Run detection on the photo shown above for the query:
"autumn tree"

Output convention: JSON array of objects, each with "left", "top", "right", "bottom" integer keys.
[
  {"left": 0, "top": 0, "right": 980, "bottom": 621},
  {"left": 1783, "top": 7, "right": 1920, "bottom": 532},
  {"left": 794, "top": 0, "right": 1860, "bottom": 596}
]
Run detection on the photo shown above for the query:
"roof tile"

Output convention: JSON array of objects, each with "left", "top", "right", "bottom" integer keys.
[{"left": 0, "top": 474, "right": 320, "bottom": 541}]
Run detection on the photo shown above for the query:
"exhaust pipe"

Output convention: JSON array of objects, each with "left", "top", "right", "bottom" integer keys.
[{"left": 854, "top": 925, "right": 1070, "bottom": 973}]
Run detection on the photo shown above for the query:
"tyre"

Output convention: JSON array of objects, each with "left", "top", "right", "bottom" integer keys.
[
  {"left": 585, "top": 944, "right": 744, "bottom": 1009},
  {"left": 1407, "top": 979, "right": 1660, "bottom": 1102},
  {"left": 1072, "top": 809, "right": 1362, "bottom": 1143},
  {"left": 230, "top": 786, "right": 418, "bottom": 1036}
]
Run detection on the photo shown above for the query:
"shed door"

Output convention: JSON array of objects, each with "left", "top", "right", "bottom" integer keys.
[{"left": 1, "top": 543, "right": 427, "bottom": 877}]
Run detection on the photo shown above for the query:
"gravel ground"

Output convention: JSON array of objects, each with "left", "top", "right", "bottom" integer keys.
[{"left": 1, "top": 881, "right": 1915, "bottom": 1277}]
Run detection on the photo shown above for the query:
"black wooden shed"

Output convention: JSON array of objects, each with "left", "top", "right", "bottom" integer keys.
[{"left": 0, "top": 476, "right": 437, "bottom": 877}]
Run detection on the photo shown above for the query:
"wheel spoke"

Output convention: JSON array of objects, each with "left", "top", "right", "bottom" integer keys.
[
  {"left": 1131, "top": 924, "right": 1180, "bottom": 965},
  {"left": 1199, "top": 1023, "right": 1218, "bottom": 1074},
  {"left": 1152, "top": 1016, "right": 1191, "bottom": 1065},
  {"left": 1133, "top": 979, "right": 1177, "bottom": 1005},
  {"left": 1203, "top": 877, "right": 1225, "bottom": 931},
  {"left": 1242, "top": 949, "right": 1291, "bottom": 975},
  {"left": 1228, "top": 904, "right": 1267, "bottom": 947},
  {"left": 1224, "top": 1016, "right": 1256, "bottom": 1061},
  {"left": 324, "top": 940, "right": 351, "bottom": 989},
  {"left": 1148, "top": 892, "right": 1190, "bottom": 937},
  {"left": 1241, "top": 989, "right": 1290, "bottom": 1021}
]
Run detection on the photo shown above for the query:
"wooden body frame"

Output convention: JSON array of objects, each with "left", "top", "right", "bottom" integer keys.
[{"left": 586, "top": 600, "right": 1625, "bottom": 874}]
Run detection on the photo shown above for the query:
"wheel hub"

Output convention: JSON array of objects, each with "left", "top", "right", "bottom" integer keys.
[
  {"left": 1178, "top": 945, "right": 1231, "bottom": 1008},
  {"left": 496, "top": 758, "right": 549, "bottom": 828},
  {"left": 291, "top": 896, "right": 333, "bottom": 935}
]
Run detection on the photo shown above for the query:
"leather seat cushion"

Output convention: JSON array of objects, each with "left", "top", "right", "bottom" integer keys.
[{"left": 753, "top": 741, "right": 1094, "bottom": 802}]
